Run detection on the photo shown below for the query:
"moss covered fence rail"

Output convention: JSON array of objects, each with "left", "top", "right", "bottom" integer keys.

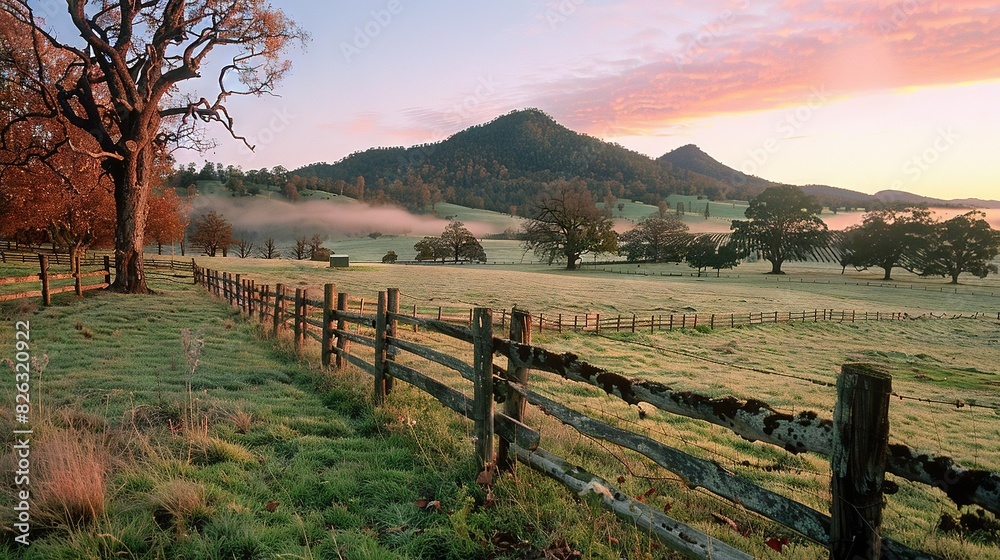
[{"left": 194, "top": 263, "right": 998, "bottom": 560}]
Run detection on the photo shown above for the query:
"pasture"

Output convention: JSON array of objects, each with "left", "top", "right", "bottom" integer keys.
[{"left": 2, "top": 256, "right": 998, "bottom": 558}]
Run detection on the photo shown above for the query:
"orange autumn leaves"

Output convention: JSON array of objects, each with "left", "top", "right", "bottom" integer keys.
[{"left": 0, "top": 8, "right": 186, "bottom": 254}]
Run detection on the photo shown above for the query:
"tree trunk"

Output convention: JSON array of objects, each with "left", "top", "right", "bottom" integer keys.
[
  {"left": 110, "top": 152, "right": 151, "bottom": 294},
  {"left": 565, "top": 253, "right": 580, "bottom": 270},
  {"left": 950, "top": 273, "right": 960, "bottom": 284},
  {"left": 768, "top": 259, "right": 784, "bottom": 274},
  {"left": 882, "top": 267, "right": 892, "bottom": 281}
]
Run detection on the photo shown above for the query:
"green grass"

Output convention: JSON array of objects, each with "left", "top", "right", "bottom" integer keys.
[
  {"left": 3, "top": 256, "right": 999, "bottom": 558},
  {"left": 0, "top": 273, "right": 682, "bottom": 560}
]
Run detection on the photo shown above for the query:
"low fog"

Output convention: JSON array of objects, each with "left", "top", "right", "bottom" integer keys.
[{"left": 191, "top": 195, "right": 503, "bottom": 243}]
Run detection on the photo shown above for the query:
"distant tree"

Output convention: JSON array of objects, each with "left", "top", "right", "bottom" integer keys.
[
  {"left": 730, "top": 186, "right": 828, "bottom": 274},
  {"left": 840, "top": 207, "right": 934, "bottom": 280},
  {"left": 686, "top": 237, "right": 742, "bottom": 277},
  {"left": 369, "top": 231, "right": 383, "bottom": 240},
  {"left": 617, "top": 202, "right": 625, "bottom": 215},
  {"left": 657, "top": 201, "right": 670, "bottom": 217},
  {"left": 916, "top": 211, "right": 1000, "bottom": 284},
  {"left": 257, "top": 238, "right": 281, "bottom": 259},
  {"left": 603, "top": 193, "right": 616, "bottom": 213},
  {"left": 198, "top": 161, "right": 218, "bottom": 181},
  {"left": 676, "top": 202, "right": 684, "bottom": 215},
  {"left": 704, "top": 203, "right": 711, "bottom": 220},
  {"left": 619, "top": 216, "right": 689, "bottom": 262},
  {"left": 146, "top": 190, "right": 190, "bottom": 255},
  {"left": 307, "top": 233, "right": 327, "bottom": 259},
  {"left": 234, "top": 237, "right": 255, "bottom": 258},
  {"left": 290, "top": 236, "right": 309, "bottom": 260},
  {"left": 522, "top": 180, "right": 618, "bottom": 270},
  {"left": 190, "top": 211, "right": 233, "bottom": 257},
  {"left": 382, "top": 251, "right": 398, "bottom": 263},
  {"left": 226, "top": 176, "right": 246, "bottom": 196},
  {"left": 284, "top": 182, "right": 301, "bottom": 201},
  {"left": 439, "top": 221, "right": 485, "bottom": 262},
  {"left": 414, "top": 237, "right": 448, "bottom": 261}
]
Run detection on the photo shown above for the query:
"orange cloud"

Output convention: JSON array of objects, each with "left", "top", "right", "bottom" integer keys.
[{"left": 538, "top": 0, "right": 1000, "bottom": 137}]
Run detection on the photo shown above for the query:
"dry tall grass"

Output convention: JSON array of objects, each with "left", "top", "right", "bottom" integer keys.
[{"left": 33, "top": 428, "right": 109, "bottom": 528}]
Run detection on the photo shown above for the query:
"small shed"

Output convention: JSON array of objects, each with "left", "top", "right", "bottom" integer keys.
[{"left": 329, "top": 255, "right": 350, "bottom": 268}]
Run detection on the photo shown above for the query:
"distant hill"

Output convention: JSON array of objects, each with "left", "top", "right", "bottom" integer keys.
[
  {"left": 657, "top": 144, "right": 778, "bottom": 198},
  {"left": 292, "top": 109, "right": 999, "bottom": 213},
  {"left": 294, "top": 109, "right": 728, "bottom": 213}
]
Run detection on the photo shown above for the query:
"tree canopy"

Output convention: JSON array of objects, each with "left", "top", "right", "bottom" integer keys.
[
  {"left": 0, "top": 0, "right": 307, "bottom": 292},
  {"left": 618, "top": 215, "right": 689, "bottom": 262},
  {"left": 731, "top": 186, "right": 828, "bottom": 274},
  {"left": 521, "top": 180, "right": 618, "bottom": 270},
  {"left": 839, "top": 207, "right": 934, "bottom": 280},
  {"left": 190, "top": 211, "right": 234, "bottom": 257},
  {"left": 916, "top": 211, "right": 1000, "bottom": 284},
  {"left": 686, "top": 236, "right": 742, "bottom": 277}
]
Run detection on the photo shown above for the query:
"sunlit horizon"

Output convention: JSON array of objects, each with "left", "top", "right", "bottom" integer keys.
[{"left": 170, "top": 0, "right": 1000, "bottom": 202}]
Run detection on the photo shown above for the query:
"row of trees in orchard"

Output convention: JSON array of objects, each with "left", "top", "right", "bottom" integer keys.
[{"left": 519, "top": 182, "right": 999, "bottom": 283}]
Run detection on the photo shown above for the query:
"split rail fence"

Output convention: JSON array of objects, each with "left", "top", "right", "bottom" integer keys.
[
  {"left": 194, "top": 264, "right": 999, "bottom": 559},
  {"left": 0, "top": 254, "right": 111, "bottom": 305}
]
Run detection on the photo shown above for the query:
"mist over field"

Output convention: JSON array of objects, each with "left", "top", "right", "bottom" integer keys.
[{"left": 191, "top": 195, "right": 503, "bottom": 242}]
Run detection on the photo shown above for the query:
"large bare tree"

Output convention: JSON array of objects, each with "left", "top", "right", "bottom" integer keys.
[{"left": 0, "top": 0, "right": 307, "bottom": 292}]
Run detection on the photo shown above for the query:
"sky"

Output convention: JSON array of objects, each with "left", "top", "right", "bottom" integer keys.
[{"left": 42, "top": 0, "right": 1000, "bottom": 200}]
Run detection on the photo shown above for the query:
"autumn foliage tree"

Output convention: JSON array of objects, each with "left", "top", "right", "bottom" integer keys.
[
  {"left": 146, "top": 189, "right": 191, "bottom": 255},
  {"left": 0, "top": 0, "right": 307, "bottom": 293},
  {"left": 189, "top": 211, "right": 234, "bottom": 257}
]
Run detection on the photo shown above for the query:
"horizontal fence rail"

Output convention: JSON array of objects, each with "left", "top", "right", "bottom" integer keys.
[
  {"left": 193, "top": 263, "right": 997, "bottom": 559},
  {"left": 0, "top": 254, "right": 112, "bottom": 305}
]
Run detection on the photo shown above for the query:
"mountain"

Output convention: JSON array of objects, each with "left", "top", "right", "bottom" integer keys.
[
  {"left": 656, "top": 144, "right": 778, "bottom": 197},
  {"left": 293, "top": 109, "right": 999, "bottom": 213},
  {"left": 294, "top": 109, "right": 728, "bottom": 213}
]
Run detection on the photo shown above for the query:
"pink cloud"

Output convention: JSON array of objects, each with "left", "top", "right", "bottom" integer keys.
[{"left": 533, "top": 0, "right": 1000, "bottom": 137}]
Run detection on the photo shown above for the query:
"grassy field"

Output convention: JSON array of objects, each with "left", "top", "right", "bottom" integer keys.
[{"left": 3, "top": 256, "right": 998, "bottom": 559}]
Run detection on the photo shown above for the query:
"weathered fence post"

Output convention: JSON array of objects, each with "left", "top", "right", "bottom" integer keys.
[
  {"left": 259, "top": 285, "right": 269, "bottom": 323},
  {"left": 498, "top": 309, "right": 531, "bottom": 472},
  {"left": 374, "top": 291, "right": 388, "bottom": 405},
  {"left": 272, "top": 284, "right": 285, "bottom": 336},
  {"left": 472, "top": 307, "right": 495, "bottom": 472},
  {"left": 300, "top": 289, "right": 309, "bottom": 346},
  {"left": 104, "top": 255, "right": 112, "bottom": 286},
  {"left": 322, "top": 284, "right": 336, "bottom": 368},
  {"left": 293, "top": 288, "right": 304, "bottom": 353},
  {"left": 335, "top": 292, "right": 350, "bottom": 369},
  {"left": 73, "top": 253, "right": 83, "bottom": 296},
  {"left": 38, "top": 254, "right": 50, "bottom": 306},
  {"left": 830, "top": 363, "right": 892, "bottom": 560},
  {"left": 234, "top": 274, "right": 242, "bottom": 308},
  {"left": 385, "top": 288, "right": 399, "bottom": 395}
]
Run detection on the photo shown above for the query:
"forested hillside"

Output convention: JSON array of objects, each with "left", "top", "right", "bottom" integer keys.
[{"left": 293, "top": 109, "right": 729, "bottom": 213}]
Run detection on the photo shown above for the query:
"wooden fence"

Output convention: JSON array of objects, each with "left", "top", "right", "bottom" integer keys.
[
  {"left": 0, "top": 254, "right": 111, "bottom": 305},
  {"left": 194, "top": 264, "right": 999, "bottom": 559}
]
